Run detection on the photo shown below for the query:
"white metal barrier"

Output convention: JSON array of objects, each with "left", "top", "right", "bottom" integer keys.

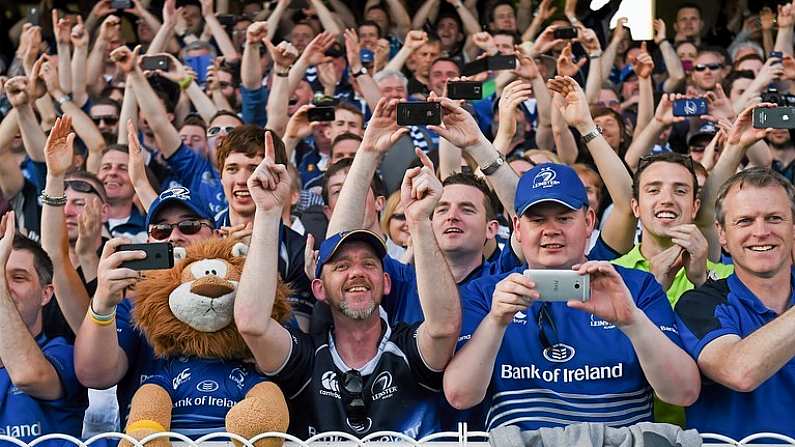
[{"left": 4, "top": 425, "right": 795, "bottom": 447}]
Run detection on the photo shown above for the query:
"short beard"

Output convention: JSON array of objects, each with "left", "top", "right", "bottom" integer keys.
[{"left": 336, "top": 300, "right": 377, "bottom": 320}]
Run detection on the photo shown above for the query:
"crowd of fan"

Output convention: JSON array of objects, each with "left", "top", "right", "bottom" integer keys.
[{"left": 1, "top": 0, "right": 795, "bottom": 443}]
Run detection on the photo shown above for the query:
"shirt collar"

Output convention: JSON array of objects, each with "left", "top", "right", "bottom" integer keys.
[{"left": 728, "top": 267, "right": 795, "bottom": 315}]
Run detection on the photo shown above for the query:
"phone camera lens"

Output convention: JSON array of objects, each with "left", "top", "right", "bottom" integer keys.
[{"left": 574, "top": 283, "right": 580, "bottom": 289}]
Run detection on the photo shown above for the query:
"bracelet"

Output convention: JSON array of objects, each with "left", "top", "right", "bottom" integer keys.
[
  {"left": 55, "top": 95, "right": 71, "bottom": 106},
  {"left": 126, "top": 419, "right": 166, "bottom": 433},
  {"left": 480, "top": 155, "right": 505, "bottom": 176},
  {"left": 178, "top": 76, "right": 193, "bottom": 90},
  {"left": 588, "top": 51, "right": 602, "bottom": 59},
  {"left": 40, "top": 192, "right": 67, "bottom": 207},
  {"left": 88, "top": 301, "right": 116, "bottom": 326},
  {"left": 275, "top": 66, "right": 291, "bottom": 77}
]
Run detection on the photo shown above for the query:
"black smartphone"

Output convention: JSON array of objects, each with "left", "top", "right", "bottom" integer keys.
[
  {"left": 770, "top": 51, "right": 784, "bottom": 60},
  {"left": 672, "top": 98, "right": 708, "bottom": 117},
  {"left": 462, "top": 57, "right": 489, "bottom": 76},
  {"left": 290, "top": 0, "right": 309, "bottom": 8},
  {"left": 553, "top": 27, "right": 578, "bottom": 39},
  {"left": 118, "top": 243, "right": 175, "bottom": 271},
  {"left": 307, "top": 106, "right": 336, "bottom": 122},
  {"left": 447, "top": 80, "right": 483, "bottom": 100},
  {"left": 397, "top": 102, "right": 442, "bottom": 126},
  {"left": 217, "top": 14, "right": 236, "bottom": 26},
  {"left": 753, "top": 107, "right": 795, "bottom": 129},
  {"left": 487, "top": 55, "right": 517, "bottom": 71},
  {"left": 111, "top": 0, "right": 132, "bottom": 9},
  {"left": 141, "top": 55, "right": 171, "bottom": 71}
]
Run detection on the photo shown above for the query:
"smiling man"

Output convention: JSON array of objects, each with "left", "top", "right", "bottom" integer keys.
[
  {"left": 675, "top": 168, "right": 795, "bottom": 438},
  {"left": 98, "top": 146, "right": 147, "bottom": 242}
]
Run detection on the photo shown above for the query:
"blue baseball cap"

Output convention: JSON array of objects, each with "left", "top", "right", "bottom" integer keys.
[
  {"left": 145, "top": 186, "right": 215, "bottom": 228},
  {"left": 315, "top": 229, "right": 387, "bottom": 279},
  {"left": 514, "top": 163, "right": 589, "bottom": 216}
]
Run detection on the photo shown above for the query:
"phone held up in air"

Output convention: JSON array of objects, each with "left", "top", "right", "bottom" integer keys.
[
  {"left": 118, "top": 243, "right": 175, "bottom": 271},
  {"left": 524, "top": 269, "right": 590, "bottom": 302},
  {"left": 397, "top": 102, "right": 442, "bottom": 126},
  {"left": 447, "top": 81, "right": 483, "bottom": 100},
  {"left": 141, "top": 55, "right": 170, "bottom": 72},
  {"left": 753, "top": 107, "right": 795, "bottom": 129},
  {"left": 307, "top": 106, "right": 336, "bottom": 122},
  {"left": 672, "top": 98, "right": 707, "bottom": 117}
]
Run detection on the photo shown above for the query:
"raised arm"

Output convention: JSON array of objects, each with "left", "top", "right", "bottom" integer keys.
[
  {"left": 201, "top": 0, "right": 240, "bottom": 61},
  {"left": 40, "top": 116, "right": 91, "bottom": 334},
  {"left": 326, "top": 98, "right": 408, "bottom": 236},
  {"left": 493, "top": 80, "right": 534, "bottom": 156},
  {"left": 601, "top": 18, "right": 627, "bottom": 81},
  {"left": 87, "top": 16, "right": 121, "bottom": 96},
  {"left": 160, "top": 54, "right": 219, "bottom": 124},
  {"left": 52, "top": 10, "right": 73, "bottom": 96},
  {"left": 625, "top": 94, "right": 684, "bottom": 172},
  {"left": 448, "top": 0, "right": 481, "bottom": 35},
  {"left": 522, "top": 0, "right": 557, "bottom": 42},
  {"left": 127, "top": 120, "right": 158, "bottom": 211},
  {"left": 115, "top": 46, "right": 182, "bottom": 158},
  {"left": 264, "top": 39, "right": 300, "bottom": 137},
  {"left": 577, "top": 25, "right": 603, "bottom": 104},
  {"left": 7, "top": 70, "right": 47, "bottom": 162},
  {"left": 235, "top": 132, "right": 293, "bottom": 374},
  {"left": 632, "top": 44, "right": 655, "bottom": 141},
  {"left": 146, "top": 0, "right": 179, "bottom": 56},
  {"left": 383, "top": 0, "right": 412, "bottom": 38},
  {"left": 0, "top": 111, "right": 25, "bottom": 200},
  {"left": 70, "top": 16, "right": 89, "bottom": 107},
  {"left": 265, "top": 0, "right": 290, "bottom": 41},
  {"left": 327, "top": 0, "right": 357, "bottom": 29},
  {"left": 383, "top": 31, "right": 428, "bottom": 74},
  {"left": 412, "top": 0, "right": 441, "bottom": 29},
  {"left": 403, "top": 150, "right": 460, "bottom": 370},
  {"left": 0, "top": 212, "right": 64, "bottom": 400},
  {"left": 309, "top": 0, "right": 344, "bottom": 35},
  {"left": 775, "top": 1, "right": 794, "bottom": 56},
  {"left": 653, "top": 20, "right": 685, "bottom": 93},
  {"left": 241, "top": 22, "right": 267, "bottom": 90},
  {"left": 116, "top": 82, "right": 137, "bottom": 147},
  {"left": 344, "top": 29, "right": 381, "bottom": 109}
]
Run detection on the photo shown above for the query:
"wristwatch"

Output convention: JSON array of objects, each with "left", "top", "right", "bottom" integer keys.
[
  {"left": 351, "top": 67, "right": 368, "bottom": 78},
  {"left": 581, "top": 126, "right": 603, "bottom": 143},
  {"left": 480, "top": 155, "right": 505, "bottom": 175}
]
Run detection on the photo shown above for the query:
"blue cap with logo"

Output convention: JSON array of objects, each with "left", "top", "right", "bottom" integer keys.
[
  {"left": 315, "top": 229, "right": 387, "bottom": 278},
  {"left": 514, "top": 163, "right": 589, "bottom": 216},
  {"left": 145, "top": 186, "right": 215, "bottom": 227}
]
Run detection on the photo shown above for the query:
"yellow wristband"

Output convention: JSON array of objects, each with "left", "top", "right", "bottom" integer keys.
[
  {"left": 87, "top": 308, "right": 116, "bottom": 326},
  {"left": 127, "top": 419, "right": 166, "bottom": 433},
  {"left": 178, "top": 76, "right": 193, "bottom": 90}
]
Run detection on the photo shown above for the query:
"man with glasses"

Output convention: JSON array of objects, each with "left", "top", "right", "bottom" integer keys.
[
  {"left": 689, "top": 49, "right": 729, "bottom": 94},
  {"left": 146, "top": 187, "right": 216, "bottom": 247},
  {"left": 89, "top": 98, "right": 121, "bottom": 142},
  {"left": 443, "top": 78, "right": 701, "bottom": 430},
  {"left": 236, "top": 137, "right": 460, "bottom": 438}
]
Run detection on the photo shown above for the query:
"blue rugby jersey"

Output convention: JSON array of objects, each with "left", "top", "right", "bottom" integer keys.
[{"left": 458, "top": 264, "right": 682, "bottom": 430}]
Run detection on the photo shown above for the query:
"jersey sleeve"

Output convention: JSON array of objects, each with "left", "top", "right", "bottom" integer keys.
[
  {"left": 41, "top": 338, "right": 84, "bottom": 402},
  {"left": 263, "top": 326, "right": 314, "bottom": 400},
  {"left": 139, "top": 365, "right": 176, "bottom": 401},
  {"left": 164, "top": 144, "right": 222, "bottom": 212},
  {"left": 624, "top": 267, "right": 684, "bottom": 348},
  {"left": 457, "top": 277, "right": 497, "bottom": 351},
  {"left": 381, "top": 256, "right": 417, "bottom": 318},
  {"left": 586, "top": 234, "right": 622, "bottom": 261},
  {"left": 674, "top": 279, "right": 739, "bottom": 360},
  {"left": 391, "top": 323, "right": 443, "bottom": 392}
]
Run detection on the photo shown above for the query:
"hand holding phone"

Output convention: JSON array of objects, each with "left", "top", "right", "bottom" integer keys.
[
  {"left": 447, "top": 81, "right": 483, "bottom": 100},
  {"left": 118, "top": 243, "right": 175, "bottom": 270},
  {"left": 524, "top": 269, "right": 590, "bottom": 302},
  {"left": 397, "top": 102, "right": 442, "bottom": 126},
  {"left": 553, "top": 27, "right": 578, "bottom": 39},
  {"left": 141, "top": 55, "right": 170, "bottom": 72},
  {"left": 307, "top": 106, "right": 335, "bottom": 122},
  {"left": 753, "top": 106, "right": 795, "bottom": 129},
  {"left": 672, "top": 98, "right": 708, "bottom": 117}
]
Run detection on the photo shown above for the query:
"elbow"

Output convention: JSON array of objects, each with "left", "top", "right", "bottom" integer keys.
[
  {"left": 665, "top": 380, "right": 701, "bottom": 407},
  {"left": 75, "top": 360, "right": 115, "bottom": 390},
  {"left": 725, "top": 369, "right": 762, "bottom": 393},
  {"left": 235, "top": 312, "right": 269, "bottom": 338},
  {"left": 425, "top": 320, "right": 461, "bottom": 341},
  {"left": 11, "top": 368, "right": 55, "bottom": 395},
  {"left": 443, "top": 378, "right": 482, "bottom": 410}
]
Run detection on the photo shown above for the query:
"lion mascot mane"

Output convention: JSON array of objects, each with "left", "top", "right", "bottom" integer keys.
[{"left": 123, "top": 238, "right": 291, "bottom": 447}]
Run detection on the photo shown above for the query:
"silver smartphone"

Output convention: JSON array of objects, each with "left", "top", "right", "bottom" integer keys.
[{"left": 524, "top": 269, "right": 590, "bottom": 302}]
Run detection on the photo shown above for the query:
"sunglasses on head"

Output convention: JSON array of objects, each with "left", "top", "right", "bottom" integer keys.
[
  {"left": 338, "top": 369, "right": 368, "bottom": 425},
  {"left": 207, "top": 126, "right": 236, "bottom": 137},
  {"left": 65, "top": 180, "right": 106, "bottom": 202},
  {"left": 693, "top": 63, "right": 723, "bottom": 72},
  {"left": 92, "top": 115, "right": 119, "bottom": 126},
  {"left": 149, "top": 219, "right": 211, "bottom": 240}
]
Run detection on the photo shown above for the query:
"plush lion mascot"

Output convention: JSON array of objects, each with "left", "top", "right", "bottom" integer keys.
[{"left": 123, "top": 238, "right": 291, "bottom": 447}]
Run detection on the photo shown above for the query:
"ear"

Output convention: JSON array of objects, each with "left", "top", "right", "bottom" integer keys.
[
  {"left": 485, "top": 219, "right": 499, "bottom": 241},
  {"left": 323, "top": 205, "right": 332, "bottom": 219},
  {"left": 311, "top": 278, "right": 326, "bottom": 302},
  {"left": 40, "top": 284, "right": 54, "bottom": 307},
  {"left": 375, "top": 195, "right": 385, "bottom": 213},
  {"left": 716, "top": 221, "right": 727, "bottom": 248},
  {"left": 100, "top": 203, "right": 111, "bottom": 222},
  {"left": 692, "top": 197, "right": 701, "bottom": 220},
  {"left": 584, "top": 207, "right": 596, "bottom": 236},
  {"left": 231, "top": 242, "right": 248, "bottom": 257},
  {"left": 290, "top": 190, "right": 300, "bottom": 207},
  {"left": 167, "top": 112, "right": 175, "bottom": 124},
  {"left": 630, "top": 197, "right": 640, "bottom": 219},
  {"left": 512, "top": 215, "right": 522, "bottom": 244},
  {"left": 382, "top": 271, "right": 391, "bottom": 296}
]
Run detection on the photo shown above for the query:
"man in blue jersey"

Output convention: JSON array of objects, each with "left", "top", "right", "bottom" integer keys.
[
  {"left": 0, "top": 214, "right": 87, "bottom": 442},
  {"left": 675, "top": 168, "right": 795, "bottom": 439},
  {"left": 235, "top": 131, "right": 461, "bottom": 438},
  {"left": 442, "top": 76, "right": 701, "bottom": 431}
]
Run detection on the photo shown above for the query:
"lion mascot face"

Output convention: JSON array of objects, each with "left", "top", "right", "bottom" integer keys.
[
  {"left": 123, "top": 238, "right": 291, "bottom": 447},
  {"left": 132, "top": 238, "right": 291, "bottom": 359}
]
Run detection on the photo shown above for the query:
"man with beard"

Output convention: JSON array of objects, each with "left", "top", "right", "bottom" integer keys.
[
  {"left": 236, "top": 131, "right": 460, "bottom": 438},
  {"left": 688, "top": 48, "right": 729, "bottom": 95},
  {"left": 767, "top": 129, "right": 795, "bottom": 183},
  {"left": 89, "top": 98, "right": 121, "bottom": 144}
]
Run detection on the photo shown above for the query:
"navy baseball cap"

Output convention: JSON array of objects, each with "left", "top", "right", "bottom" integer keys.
[
  {"left": 146, "top": 186, "right": 215, "bottom": 228},
  {"left": 514, "top": 163, "right": 589, "bottom": 216},
  {"left": 315, "top": 229, "right": 387, "bottom": 278}
]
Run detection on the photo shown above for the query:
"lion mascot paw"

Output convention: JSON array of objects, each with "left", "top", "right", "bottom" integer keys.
[{"left": 122, "top": 238, "right": 291, "bottom": 447}]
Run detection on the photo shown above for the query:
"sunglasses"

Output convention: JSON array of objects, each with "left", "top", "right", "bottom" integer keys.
[
  {"left": 536, "top": 303, "right": 560, "bottom": 351},
  {"left": 149, "top": 219, "right": 212, "bottom": 240},
  {"left": 390, "top": 213, "right": 406, "bottom": 221},
  {"left": 218, "top": 81, "right": 232, "bottom": 88},
  {"left": 207, "top": 126, "right": 236, "bottom": 137},
  {"left": 92, "top": 115, "right": 119, "bottom": 126},
  {"left": 65, "top": 180, "right": 106, "bottom": 202},
  {"left": 693, "top": 63, "right": 723, "bottom": 72},
  {"left": 338, "top": 369, "right": 367, "bottom": 425}
]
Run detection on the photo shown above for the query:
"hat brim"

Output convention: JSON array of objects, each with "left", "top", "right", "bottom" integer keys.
[
  {"left": 517, "top": 197, "right": 584, "bottom": 217},
  {"left": 146, "top": 197, "right": 214, "bottom": 228},
  {"left": 315, "top": 229, "right": 387, "bottom": 278}
]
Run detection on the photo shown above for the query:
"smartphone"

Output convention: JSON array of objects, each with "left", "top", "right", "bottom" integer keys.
[
  {"left": 118, "top": 243, "right": 175, "bottom": 271},
  {"left": 553, "top": 27, "right": 578, "bottom": 39},
  {"left": 488, "top": 55, "right": 517, "bottom": 71},
  {"left": 462, "top": 57, "right": 489, "bottom": 76},
  {"left": 307, "top": 106, "right": 335, "bottom": 122},
  {"left": 183, "top": 54, "right": 213, "bottom": 85},
  {"left": 524, "top": 269, "right": 590, "bottom": 302},
  {"left": 111, "top": 0, "right": 132, "bottom": 9},
  {"left": 397, "top": 102, "right": 442, "bottom": 126},
  {"left": 672, "top": 98, "right": 708, "bottom": 117},
  {"left": 27, "top": 7, "right": 40, "bottom": 26},
  {"left": 753, "top": 107, "right": 795, "bottom": 129},
  {"left": 447, "top": 80, "right": 483, "bottom": 100},
  {"left": 217, "top": 14, "right": 236, "bottom": 26},
  {"left": 360, "top": 49, "right": 374, "bottom": 68},
  {"left": 141, "top": 55, "right": 170, "bottom": 72}
]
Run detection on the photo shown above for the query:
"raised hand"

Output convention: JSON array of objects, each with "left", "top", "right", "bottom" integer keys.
[
  {"left": 533, "top": 25, "right": 565, "bottom": 55},
  {"left": 536, "top": 0, "right": 557, "bottom": 22},
  {"left": 316, "top": 61, "right": 340, "bottom": 91},
  {"left": 488, "top": 273, "right": 538, "bottom": 327},
  {"left": 782, "top": 55, "right": 795, "bottom": 80},
  {"left": 757, "top": 57, "right": 785, "bottom": 86},
  {"left": 760, "top": 7, "right": 775, "bottom": 31},
  {"left": 649, "top": 244, "right": 684, "bottom": 291},
  {"left": 427, "top": 97, "right": 484, "bottom": 148},
  {"left": 4, "top": 77, "right": 31, "bottom": 107},
  {"left": 653, "top": 18, "right": 667, "bottom": 44},
  {"left": 162, "top": 0, "right": 182, "bottom": 27},
  {"left": 76, "top": 197, "right": 103, "bottom": 257},
  {"left": 40, "top": 58, "right": 62, "bottom": 94},
  {"left": 285, "top": 105, "right": 320, "bottom": 140},
  {"left": 360, "top": 98, "right": 408, "bottom": 153},
  {"left": 404, "top": 30, "right": 429, "bottom": 51},
  {"left": 126, "top": 119, "right": 148, "bottom": 188},
  {"left": 668, "top": 224, "right": 708, "bottom": 287},
  {"left": 703, "top": 83, "right": 736, "bottom": 121},
  {"left": 247, "top": 131, "right": 291, "bottom": 213},
  {"left": 567, "top": 261, "right": 639, "bottom": 327},
  {"left": 303, "top": 233, "right": 318, "bottom": 281},
  {"left": 200, "top": 0, "right": 214, "bottom": 17},
  {"left": 0, "top": 212, "right": 16, "bottom": 267},
  {"left": 631, "top": 42, "right": 654, "bottom": 79},
  {"left": 301, "top": 32, "right": 336, "bottom": 66},
  {"left": 246, "top": 21, "right": 268, "bottom": 45},
  {"left": 498, "top": 80, "right": 533, "bottom": 133},
  {"left": 546, "top": 75, "right": 593, "bottom": 131},
  {"left": 611, "top": 17, "right": 628, "bottom": 44},
  {"left": 52, "top": 10, "right": 73, "bottom": 45},
  {"left": 778, "top": 1, "right": 794, "bottom": 28},
  {"left": 576, "top": 25, "right": 601, "bottom": 55},
  {"left": 556, "top": 43, "right": 586, "bottom": 77},
  {"left": 343, "top": 28, "right": 362, "bottom": 70},
  {"left": 44, "top": 116, "right": 76, "bottom": 177},
  {"left": 89, "top": 0, "right": 114, "bottom": 20},
  {"left": 98, "top": 15, "right": 122, "bottom": 44},
  {"left": 94, "top": 238, "right": 146, "bottom": 313},
  {"left": 653, "top": 93, "right": 686, "bottom": 127},
  {"left": 472, "top": 32, "right": 497, "bottom": 54},
  {"left": 110, "top": 45, "right": 142, "bottom": 74},
  {"left": 71, "top": 16, "right": 89, "bottom": 48},
  {"left": 513, "top": 47, "right": 540, "bottom": 80},
  {"left": 400, "top": 148, "right": 443, "bottom": 223},
  {"left": 727, "top": 103, "right": 777, "bottom": 148}
]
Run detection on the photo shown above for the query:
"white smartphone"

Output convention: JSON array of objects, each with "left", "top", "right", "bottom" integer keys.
[{"left": 524, "top": 269, "right": 590, "bottom": 302}]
